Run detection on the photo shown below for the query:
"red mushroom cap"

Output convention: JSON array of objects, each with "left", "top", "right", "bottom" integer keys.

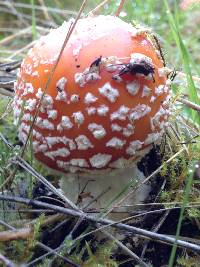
[{"left": 13, "top": 15, "right": 171, "bottom": 174}]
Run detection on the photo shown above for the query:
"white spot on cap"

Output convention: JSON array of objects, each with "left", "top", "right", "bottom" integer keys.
[
  {"left": 122, "top": 123, "right": 134, "bottom": 137},
  {"left": 44, "top": 147, "right": 70, "bottom": 160},
  {"left": 32, "top": 130, "right": 43, "bottom": 140},
  {"left": 150, "top": 106, "right": 167, "bottom": 131},
  {"left": 97, "top": 105, "right": 109, "bottom": 116},
  {"left": 111, "top": 123, "right": 122, "bottom": 132},
  {"left": 26, "top": 83, "right": 34, "bottom": 94},
  {"left": 72, "top": 43, "right": 82, "bottom": 57},
  {"left": 70, "top": 158, "right": 89, "bottom": 168},
  {"left": 126, "top": 81, "right": 140, "bottom": 96},
  {"left": 84, "top": 92, "right": 98, "bottom": 104},
  {"left": 111, "top": 105, "right": 130, "bottom": 121},
  {"left": 70, "top": 94, "right": 80, "bottom": 103},
  {"left": 155, "top": 84, "right": 165, "bottom": 96},
  {"left": 72, "top": 111, "right": 84, "bottom": 125},
  {"left": 75, "top": 135, "right": 94, "bottom": 150},
  {"left": 42, "top": 94, "right": 53, "bottom": 108},
  {"left": 32, "top": 71, "right": 39, "bottom": 77},
  {"left": 105, "top": 64, "right": 118, "bottom": 72},
  {"left": 130, "top": 53, "right": 152, "bottom": 65},
  {"left": 158, "top": 67, "right": 168, "bottom": 77},
  {"left": 126, "top": 140, "right": 143, "bottom": 155},
  {"left": 90, "top": 153, "right": 112, "bottom": 168},
  {"left": 36, "top": 88, "right": 43, "bottom": 99},
  {"left": 45, "top": 136, "right": 76, "bottom": 150},
  {"left": 106, "top": 137, "right": 126, "bottom": 149},
  {"left": 74, "top": 73, "right": 85, "bottom": 87},
  {"left": 56, "top": 77, "right": 67, "bottom": 91},
  {"left": 22, "top": 113, "right": 33, "bottom": 122},
  {"left": 142, "top": 85, "right": 152, "bottom": 97},
  {"left": 55, "top": 91, "right": 67, "bottom": 102},
  {"left": 150, "top": 96, "right": 156, "bottom": 103},
  {"left": 85, "top": 72, "right": 101, "bottom": 82},
  {"left": 88, "top": 123, "right": 106, "bottom": 139},
  {"left": 37, "top": 144, "right": 48, "bottom": 153},
  {"left": 20, "top": 122, "right": 30, "bottom": 133},
  {"left": 56, "top": 160, "right": 69, "bottom": 170},
  {"left": 47, "top": 109, "right": 58, "bottom": 120},
  {"left": 25, "top": 98, "right": 37, "bottom": 111},
  {"left": 86, "top": 107, "right": 96, "bottom": 115},
  {"left": 36, "top": 117, "right": 54, "bottom": 130},
  {"left": 129, "top": 104, "right": 151, "bottom": 121},
  {"left": 98, "top": 82, "right": 119, "bottom": 103},
  {"left": 144, "top": 132, "right": 161, "bottom": 145},
  {"left": 57, "top": 116, "right": 73, "bottom": 131}
]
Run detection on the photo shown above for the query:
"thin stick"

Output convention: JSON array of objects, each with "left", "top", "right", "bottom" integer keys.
[
  {"left": 141, "top": 210, "right": 170, "bottom": 258},
  {"left": 87, "top": 0, "right": 110, "bottom": 16},
  {"left": 101, "top": 229, "right": 149, "bottom": 267},
  {"left": 176, "top": 98, "right": 200, "bottom": 113},
  {"left": 0, "top": 227, "right": 32, "bottom": 242},
  {"left": 12, "top": 156, "right": 79, "bottom": 210},
  {"left": 37, "top": 242, "right": 80, "bottom": 267},
  {"left": 0, "top": 253, "right": 16, "bottom": 267},
  {"left": 1, "top": 195, "right": 200, "bottom": 254},
  {"left": 115, "top": 0, "right": 126, "bottom": 16}
]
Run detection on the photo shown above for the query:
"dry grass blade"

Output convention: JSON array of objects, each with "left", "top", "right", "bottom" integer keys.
[
  {"left": 87, "top": 0, "right": 110, "bottom": 16},
  {"left": 38, "top": 0, "right": 53, "bottom": 22},
  {"left": 0, "top": 27, "right": 32, "bottom": 46},
  {"left": 0, "top": 1, "right": 77, "bottom": 16}
]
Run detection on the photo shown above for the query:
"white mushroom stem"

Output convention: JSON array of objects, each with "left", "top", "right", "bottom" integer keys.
[{"left": 60, "top": 166, "right": 150, "bottom": 220}]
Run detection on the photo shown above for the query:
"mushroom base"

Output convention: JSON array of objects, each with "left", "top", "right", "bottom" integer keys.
[{"left": 60, "top": 166, "right": 150, "bottom": 220}]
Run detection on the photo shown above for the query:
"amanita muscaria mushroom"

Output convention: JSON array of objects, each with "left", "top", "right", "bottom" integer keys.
[{"left": 13, "top": 15, "right": 171, "bottom": 212}]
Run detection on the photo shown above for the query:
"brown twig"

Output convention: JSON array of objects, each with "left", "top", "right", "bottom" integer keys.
[
  {"left": 176, "top": 98, "right": 200, "bottom": 113},
  {"left": 0, "top": 217, "right": 79, "bottom": 267},
  {"left": 0, "top": 227, "right": 32, "bottom": 242},
  {"left": 1, "top": 195, "right": 200, "bottom": 254},
  {"left": 115, "top": 0, "right": 126, "bottom": 16}
]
